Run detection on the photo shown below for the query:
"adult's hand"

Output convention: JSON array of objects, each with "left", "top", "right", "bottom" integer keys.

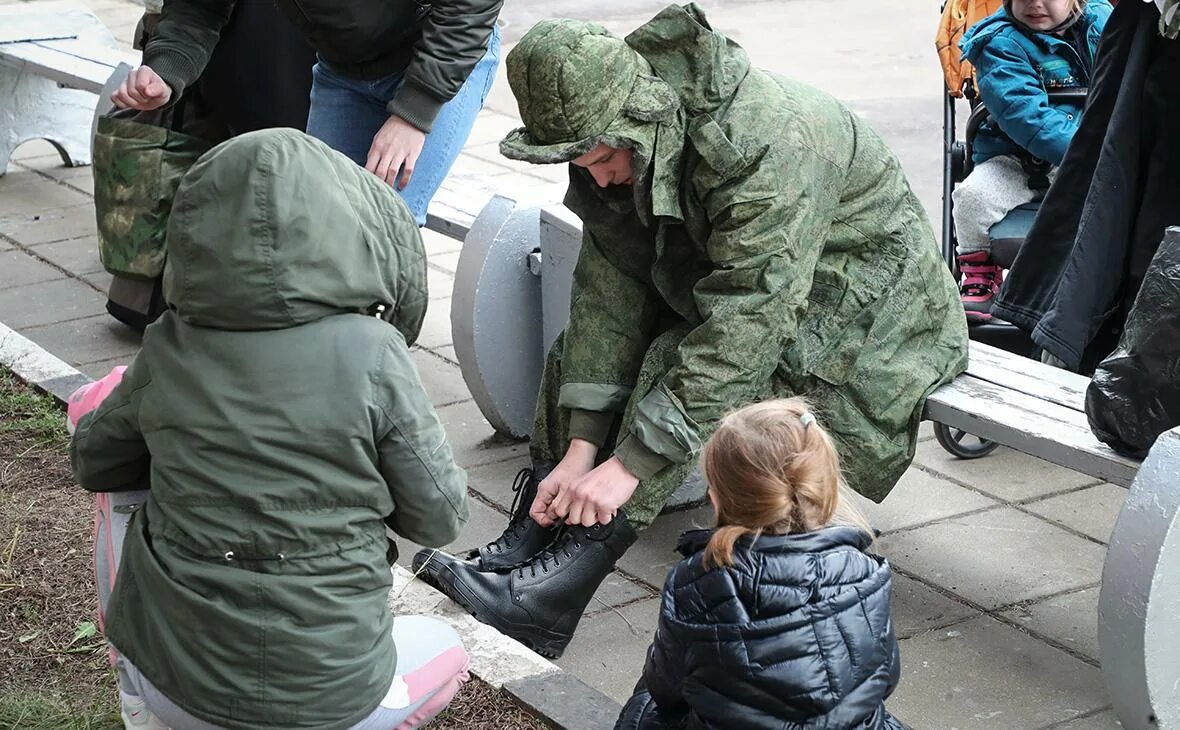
[
  {"left": 366, "top": 114, "right": 427, "bottom": 189},
  {"left": 530, "top": 438, "right": 597, "bottom": 527},
  {"left": 549, "top": 456, "right": 640, "bottom": 528},
  {"left": 110, "top": 66, "right": 172, "bottom": 111}
]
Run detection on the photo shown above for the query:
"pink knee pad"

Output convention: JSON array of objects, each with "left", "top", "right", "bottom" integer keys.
[
  {"left": 68, "top": 366, "right": 128, "bottom": 431},
  {"left": 396, "top": 646, "right": 471, "bottom": 730}
]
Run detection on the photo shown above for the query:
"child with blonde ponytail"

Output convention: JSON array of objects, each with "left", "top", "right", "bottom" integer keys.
[{"left": 615, "top": 398, "right": 906, "bottom": 730}]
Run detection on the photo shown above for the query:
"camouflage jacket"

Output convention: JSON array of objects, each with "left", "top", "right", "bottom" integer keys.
[{"left": 555, "top": 5, "right": 968, "bottom": 495}]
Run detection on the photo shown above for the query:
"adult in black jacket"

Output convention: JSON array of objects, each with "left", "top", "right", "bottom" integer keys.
[
  {"left": 617, "top": 400, "right": 904, "bottom": 730},
  {"left": 110, "top": 0, "right": 502, "bottom": 226}
]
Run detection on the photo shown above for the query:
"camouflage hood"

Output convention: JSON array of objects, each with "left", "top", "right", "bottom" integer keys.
[
  {"left": 500, "top": 3, "right": 750, "bottom": 166},
  {"left": 162, "top": 130, "right": 427, "bottom": 342}
]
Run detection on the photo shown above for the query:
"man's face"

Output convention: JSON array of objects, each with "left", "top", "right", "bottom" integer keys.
[
  {"left": 571, "top": 143, "right": 634, "bottom": 188},
  {"left": 1011, "top": 0, "right": 1075, "bottom": 30}
]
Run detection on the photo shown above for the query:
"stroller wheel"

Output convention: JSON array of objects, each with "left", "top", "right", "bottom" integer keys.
[{"left": 933, "top": 422, "right": 1000, "bottom": 459}]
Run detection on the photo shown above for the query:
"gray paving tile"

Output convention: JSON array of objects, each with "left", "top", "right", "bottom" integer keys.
[
  {"left": 850, "top": 466, "right": 998, "bottom": 534},
  {"left": 587, "top": 571, "right": 656, "bottom": 614},
  {"left": 10, "top": 139, "right": 60, "bottom": 161},
  {"left": 425, "top": 265, "right": 455, "bottom": 301},
  {"left": 430, "top": 345, "right": 458, "bottom": 365},
  {"left": 1002, "top": 586, "right": 1100, "bottom": 664},
  {"left": 877, "top": 507, "right": 1106, "bottom": 610},
  {"left": 554, "top": 597, "right": 660, "bottom": 704},
  {"left": 0, "top": 170, "right": 91, "bottom": 215},
  {"left": 392, "top": 492, "right": 511, "bottom": 569},
  {"left": 1053, "top": 709, "right": 1121, "bottom": 728},
  {"left": 616, "top": 504, "right": 713, "bottom": 589},
  {"left": 21, "top": 314, "right": 141, "bottom": 368},
  {"left": 465, "top": 455, "right": 532, "bottom": 512},
  {"left": 435, "top": 399, "right": 529, "bottom": 469},
  {"left": 422, "top": 227, "right": 463, "bottom": 257},
  {"left": 415, "top": 296, "right": 452, "bottom": 349},
  {"left": 913, "top": 439, "right": 1100, "bottom": 503},
  {"left": 430, "top": 251, "right": 461, "bottom": 274},
  {"left": 410, "top": 348, "right": 472, "bottom": 408},
  {"left": 0, "top": 250, "right": 66, "bottom": 288},
  {"left": 29, "top": 236, "right": 103, "bottom": 276},
  {"left": 1023, "top": 484, "right": 1126, "bottom": 543},
  {"left": 78, "top": 356, "right": 139, "bottom": 380},
  {"left": 0, "top": 237, "right": 11, "bottom": 252},
  {"left": 0, "top": 204, "right": 96, "bottom": 245},
  {"left": 917, "top": 420, "right": 936, "bottom": 442},
  {"left": 462, "top": 111, "right": 526, "bottom": 147},
  {"left": 0, "top": 278, "right": 106, "bottom": 329},
  {"left": 81, "top": 271, "right": 113, "bottom": 294},
  {"left": 890, "top": 615, "right": 1108, "bottom": 729},
  {"left": 890, "top": 573, "right": 979, "bottom": 640}
]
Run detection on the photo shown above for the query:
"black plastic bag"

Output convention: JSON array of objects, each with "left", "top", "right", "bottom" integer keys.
[{"left": 1086, "top": 227, "right": 1180, "bottom": 458}]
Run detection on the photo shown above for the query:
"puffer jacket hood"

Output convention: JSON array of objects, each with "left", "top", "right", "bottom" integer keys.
[
  {"left": 643, "top": 526, "right": 901, "bottom": 729},
  {"left": 960, "top": 2, "right": 1107, "bottom": 62},
  {"left": 162, "top": 129, "right": 427, "bottom": 343}
]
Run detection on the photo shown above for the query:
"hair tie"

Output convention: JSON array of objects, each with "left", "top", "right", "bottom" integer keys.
[{"left": 800, "top": 412, "right": 816, "bottom": 429}]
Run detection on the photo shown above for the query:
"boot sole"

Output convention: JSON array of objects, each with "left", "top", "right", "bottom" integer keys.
[{"left": 436, "top": 567, "right": 573, "bottom": 659}]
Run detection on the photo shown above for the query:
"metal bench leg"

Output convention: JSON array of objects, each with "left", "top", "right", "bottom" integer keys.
[
  {"left": 0, "top": 67, "right": 98, "bottom": 175},
  {"left": 1098, "top": 427, "right": 1180, "bottom": 730}
]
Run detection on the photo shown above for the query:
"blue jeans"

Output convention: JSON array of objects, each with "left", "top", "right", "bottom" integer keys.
[{"left": 306, "top": 27, "right": 501, "bottom": 226}]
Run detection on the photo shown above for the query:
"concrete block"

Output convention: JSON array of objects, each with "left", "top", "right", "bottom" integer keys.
[
  {"left": 409, "top": 347, "right": 472, "bottom": 408},
  {"left": 1022, "top": 484, "right": 1127, "bottom": 543},
  {"left": 616, "top": 504, "right": 713, "bottom": 589},
  {"left": 504, "top": 671, "right": 623, "bottom": 730},
  {"left": 890, "top": 573, "right": 978, "bottom": 640},
  {"left": 21, "top": 314, "right": 140, "bottom": 369},
  {"left": 890, "top": 615, "right": 1108, "bottom": 729},
  {"left": 850, "top": 467, "right": 998, "bottom": 534},
  {"left": 554, "top": 597, "right": 661, "bottom": 703},
  {"left": 1002, "top": 586, "right": 1100, "bottom": 663},
  {"left": 877, "top": 507, "right": 1106, "bottom": 610},
  {"left": 29, "top": 235, "right": 103, "bottom": 276},
  {"left": 434, "top": 398, "right": 529, "bottom": 469},
  {"left": 0, "top": 204, "right": 96, "bottom": 245},
  {"left": 0, "top": 278, "right": 107, "bottom": 329},
  {"left": 0, "top": 250, "right": 66, "bottom": 288},
  {"left": 389, "top": 565, "right": 559, "bottom": 690},
  {"left": 913, "top": 439, "right": 1100, "bottom": 503}
]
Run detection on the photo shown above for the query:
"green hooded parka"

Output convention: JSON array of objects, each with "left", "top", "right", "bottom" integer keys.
[{"left": 71, "top": 129, "right": 468, "bottom": 729}]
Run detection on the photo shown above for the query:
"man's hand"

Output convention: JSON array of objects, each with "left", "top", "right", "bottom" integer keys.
[
  {"left": 530, "top": 439, "right": 597, "bottom": 527},
  {"left": 366, "top": 114, "right": 427, "bottom": 189},
  {"left": 549, "top": 457, "right": 640, "bottom": 528},
  {"left": 111, "top": 66, "right": 172, "bottom": 111}
]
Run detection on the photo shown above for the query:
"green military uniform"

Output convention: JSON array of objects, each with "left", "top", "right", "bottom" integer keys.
[
  {"left": 503, "top": 4, "right": 969, "bottom": 527},
  {"left": 72, "top": 130, "right": 468, "bottom": 729}
]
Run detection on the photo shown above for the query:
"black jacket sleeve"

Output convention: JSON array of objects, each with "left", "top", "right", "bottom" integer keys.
[{"left": 142, "top": 0, "right": 237, "bottom": 100}]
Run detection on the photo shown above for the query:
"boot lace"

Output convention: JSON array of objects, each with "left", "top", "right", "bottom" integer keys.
[
  {"left": 483, "top": 469, "right": 534, "bottom": 556},
  {"left": 518, "top": 526, "right": 584, "bottom": 578}
]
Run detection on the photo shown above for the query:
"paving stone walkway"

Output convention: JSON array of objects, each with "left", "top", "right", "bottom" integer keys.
[{"left": 0, "top": 0, "right": 1125, "bottom": 727}]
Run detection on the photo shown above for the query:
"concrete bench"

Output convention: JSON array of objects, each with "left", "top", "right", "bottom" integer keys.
[
  {"left": 440, "top": 196, "right": 1178, "bottom": 730},
  {"left": 0, "top": 1, "right": 139, "bottom": 175}
]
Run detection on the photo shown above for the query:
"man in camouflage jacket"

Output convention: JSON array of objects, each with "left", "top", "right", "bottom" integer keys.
[{"left": 417, "top": 3, "right": 968, "bottom": 659}]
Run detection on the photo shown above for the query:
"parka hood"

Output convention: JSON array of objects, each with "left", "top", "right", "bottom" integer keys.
[
  {"left": 162, "top": 129, "right": 427, "bottom": 342},
  {"left": 961, "top": 2, "right": 1108, "bottom": 63}
]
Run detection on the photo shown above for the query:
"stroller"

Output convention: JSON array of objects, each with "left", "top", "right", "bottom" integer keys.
[{"left": 932, "top": 0, "right": 1088, "bottom": 458}]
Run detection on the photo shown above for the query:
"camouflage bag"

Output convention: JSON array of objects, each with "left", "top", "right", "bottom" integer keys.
[{"left": 92, "top": 115, "right": 212, "bottom": 280}]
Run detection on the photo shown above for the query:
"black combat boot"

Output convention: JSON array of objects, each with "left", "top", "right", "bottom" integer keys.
[
  {"left": 427, "top": 512, "right": 639, "bottom": 658},
  {"left": 413, "top": 466, "right": 562, "bottom": 580}
]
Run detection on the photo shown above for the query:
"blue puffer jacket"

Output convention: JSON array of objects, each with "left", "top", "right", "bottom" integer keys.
[
  {"left": 960, "top": 1, "right": 1111, "bottom": 166},
  {"left": 636, "top": 527, "right": 902, "bottom": 730}
]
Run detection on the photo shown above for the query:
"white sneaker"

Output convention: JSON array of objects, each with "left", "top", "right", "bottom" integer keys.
[{"left": 120, "top": 692, "right": 170, "bottom": 730}]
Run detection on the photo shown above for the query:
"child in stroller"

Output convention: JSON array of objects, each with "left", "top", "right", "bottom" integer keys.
[{"left": 948, "top": 0, "right": 1110, "bottom": 323}]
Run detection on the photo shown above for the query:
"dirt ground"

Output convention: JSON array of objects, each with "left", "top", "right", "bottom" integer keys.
[{"left": 0, "top": 369, "right": 547, "bottom": 729}]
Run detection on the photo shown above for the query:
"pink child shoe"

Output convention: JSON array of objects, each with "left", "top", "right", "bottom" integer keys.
[
  {"left": 957, "top": 251, "right": 1004, "bottom": 324},
  {"left": 67, "top": 366, "right": 128, "bottom": 434}
]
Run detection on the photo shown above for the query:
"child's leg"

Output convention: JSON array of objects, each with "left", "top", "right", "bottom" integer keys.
[
  {"left": 951, "top": 154, "right": 1039, "bottom": 255},
  {"left": 351, "top": 615, "right": 470, "bottom": 730}
]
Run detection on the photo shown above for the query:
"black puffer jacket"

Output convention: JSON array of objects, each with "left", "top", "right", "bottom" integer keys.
[{"left": 628, "top": 527, "right": 903, "bottom": 730}]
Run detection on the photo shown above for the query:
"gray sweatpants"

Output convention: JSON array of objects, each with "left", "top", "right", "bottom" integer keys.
[
  {"left": 96, "top": 493, "right": 469, "bottom": 730},
  {"left": 951, "top": 154, "right": 1045, "bottom": 255}
]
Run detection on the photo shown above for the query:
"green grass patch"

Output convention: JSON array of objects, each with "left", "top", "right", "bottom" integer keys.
[
  {"left": 0, "top": 369, "right": 67, "bottom": 446},
  {"left": 0, "top": 691, "right": 120, "bottom": 730}
]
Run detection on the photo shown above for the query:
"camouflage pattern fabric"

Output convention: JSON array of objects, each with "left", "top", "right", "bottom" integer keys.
[
  {"left": 93, "top": 116, "right": 211, "bottom": 280},
  {"left": 511, "top": 4, "right": 969, "bottom": 510},
  {"left": 1162, "top": 0, "right": 1180, "bottom": 39}
]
